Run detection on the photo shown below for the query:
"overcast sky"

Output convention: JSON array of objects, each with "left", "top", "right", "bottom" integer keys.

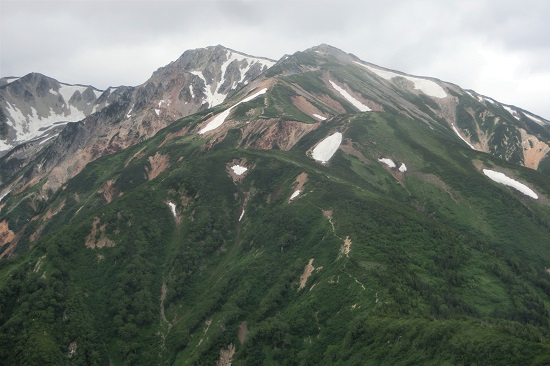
[{"left": 1, "top": 0, "right": 549, "bottom": 119}]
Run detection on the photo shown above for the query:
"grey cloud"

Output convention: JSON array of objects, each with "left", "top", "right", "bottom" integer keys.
[{"left": 1, "top": 0, "right": 549, "bottom": 118}]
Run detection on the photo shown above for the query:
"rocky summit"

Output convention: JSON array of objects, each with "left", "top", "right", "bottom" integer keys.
[{"left": 0, "top": 44, "right": 549, "bottom": 365}]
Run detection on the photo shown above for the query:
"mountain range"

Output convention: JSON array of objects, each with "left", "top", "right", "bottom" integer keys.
[{"left": 0, "top": 44, "right": 549, "bottom": 365}]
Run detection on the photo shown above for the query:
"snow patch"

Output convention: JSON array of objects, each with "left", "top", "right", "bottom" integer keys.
[
  {"left": 290, "top": 190, "right": 301, "bottom": 200},
  {"left": 465, "top": 90, "right": 476, "bottom": 99},
  {"left": 167, "top": 201, "right": 177, "bottom": 218},
  {"left": 483, "top": 169, "right": 538, "bottom": 199},
  {"left": 126, "top": 105, "right": 133, "bottom": 118},
  {"left": 312, "top": 114, "right": 327, "bottom": 121},
  {"left": 329, "top": 80, "right": 371, "bottom": 112},
  {"left": 451, "top": 124, "right": 475, "bottom": 150},
  {"left": 231, "top": 165, "right": 248, "bottom": 175},
  {"left": 4, "top": 77, "right": 19, "bottom": 84},
  {"left": 191, "top": 71, "right": 227, "bottom": 108},
  {"left": 503, "top": 105, "right": 520, "bottom": 120},
  {"left": 2, "top": 102, "right": 86, "bottom": 150},
  {"left": 154, "top": 108, "right": 160, "bottom": 116},
  {"left": 199, "top": 88, "right": 267, "bottom": 134},
  {"left": 57, "top": 84, "right": 88, "bottom": 104},
  {"left": 354, "top": 61, "right": 447, "bottom": 98},
  {"left": 0, "top": 190, "right": 10, "bottom": 202},
  {"left": 239, "top": 210, "right": 245, "bottom": 221},
  {"left": 399, "top": 163, "right": 407, "bottom": 172},
  {"left": 189, "top": 85, "right": 195, "bottom": 98},
  {"left": 39, "top": 134, "right": 58, "bottom": 145},
  {"left": 525, "top": 112, "right": 546, "bottom": 126},
  {"left": 378, "top": 158, "right": 396, "bottom": 168},
  {"left": 312, "top": 132, "right": 342, "bottom": 163}
]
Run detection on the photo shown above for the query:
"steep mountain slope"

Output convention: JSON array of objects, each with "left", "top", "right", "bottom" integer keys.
[
  {"left": 187, "top": 44, "right": 549, "bottom": 172},
  {"left": 0, "top": 46, "right": 274, "bottom": 193},
  {"left": 0, "top": 44, "right": 549, "bottom": 365},
  {"left": 0, "top": 73, "right": 115, "bottom": 153}
]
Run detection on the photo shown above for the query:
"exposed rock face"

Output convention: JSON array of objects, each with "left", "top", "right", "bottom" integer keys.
[
  {"left": 1, "top": 46, "right": 275, "bottom": 192},
  {"left": 1, "top": 43, "right": 549, "bottom": 200},
  {"left": 0, "top": 73, "right": 116, "bottom": 153}
]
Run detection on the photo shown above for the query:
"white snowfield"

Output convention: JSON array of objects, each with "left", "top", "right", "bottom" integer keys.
[
  {"left": 56, "top": 84, "right": 89, "bottom": 103},
  {"left": 231, "top": 165, "right": 248, "bottom": 175},
  {"left": 503, "top": 105, "right": 520, "bottom": 120},
  {"left": 0, "top": 190, "right": 10, "bottom": 202},
  {"left": 483, "top": 169, "right": 538, "bottom": 199},
  {"left": 451, "top": 124, "right": 475, "bottom": 150},
  {"left": 190, "top": 71, "right": 226, "bottom": 108},
  {"left": 399, "top": 163, "right": 407, "bottom": 172},
  {"left": 312, "top": 132, "right": 342, "bottom": 163},
  {"left": 39, "top": 134, "right": 58, "bottom": 145},
  {"left": 525, "top": 112, "right": 547, "bottom": 126},
  {"left": 239, "top": 209, "right": 245, "bottom": 221},
  {"left": 378, "top": 158, "right": 396, "bottom": 168},
  {"left": 220, "top": 50, "right": 275, "bottom": 88},
  {"left": 167, "top": 201, "right": 177, "bottom": 218},
  {"left": 312, "top": 114, "right": 327, "bottom": 121},
  {"left": 4, "top": 77, "right": 19, "bottom": 84},
  {"left": 199, "top": 88, "right": 267, "bottom": 134},
  {"left": 290, "top": 190, "right": 301, "bottom": 200},
  {"left": 354, "top": 61, "right": 447, "bottom": 98},
  {"left": 192, "top": 50, "right": 275, "bottom": 109},
  {"left": 1, "top": 82, "right": 106, "bottom": 151},
  {"left": 2, "top": 102, "right": 86, "bottom": 151},
  {"left": 329, "top": 80, "right": 371, "bottom": 112}
]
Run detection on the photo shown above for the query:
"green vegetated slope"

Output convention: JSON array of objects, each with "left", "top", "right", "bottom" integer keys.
[{"left": 1, "top": 106, "right": 550, "bottom": 365}]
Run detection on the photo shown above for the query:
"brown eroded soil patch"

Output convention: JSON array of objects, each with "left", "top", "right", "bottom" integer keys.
[
  {"left": 0, "top": 220, "right": 15, "bottom": 247},
  {"left": 99, "top": 180, "right": 117, "bottom": 203},
  {"left": 471, "top": 159, "right": 484, "bottom": 171},
  {"left": 44, "top": 199, "right": 66, "bottom": 220},
  {"left": 316, "top": 94, "right": 347, "bottom": 114},
  {"left": 520, "top": 129, "right": 550, "bottom": 170},
  {"left": 323, "top": 209, "right": 336, "bottom": 233},
  {"left": 125, "top": 146, "right": 147, "bottom": 167},
  {"left": 160, "top": 125, "right": 192, "bottom": 148},
  {"left": 145, "top": 152, "right": 170, "bottom": 181},
  {"left": 293, "top": 172, "right": 308, "bottom": 190},
  {"left": 216, "top": 344, "right": 235, "bottom": 366},
  {"left": 292, "top": 95, "right": 327, "bottom": 119},
  {"left": 43, "top": 149, "right": 94, "bottom": 193},
  {"left": 340, "top": 139, "right": 370, "bottom": 164},
  {"left": 249, "top": 119, "right": 319, "bottom": 151},
  {"left": 238, "top": 321, "right": 248, "bottom": 344},
  {"left": 299, "top": 258, "right": 315, "bottom": 290},
  {"left": 289, "top": 172, "right": 309, "bottom": 202},
  {"left": 31, "top": 199, "right": 67, "bottom": 242},
  {"left": 340, "top": 236, "right": 352, "bottom": 257},
  {"left": 413, "top": 173, "right": 459, "bottom": 204},
  {"left": 85, "top": 217, "right": 114, "bottom": 249},
  {"left": 0, "top": 242, "right": 17, "bottom": 259}
]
